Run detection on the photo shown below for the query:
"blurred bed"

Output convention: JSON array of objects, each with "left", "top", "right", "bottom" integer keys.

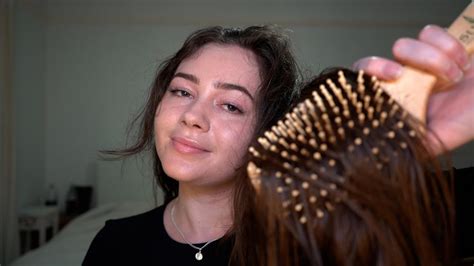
[{"left": 11, "top": 161, "right": 159, "bottom": 266}]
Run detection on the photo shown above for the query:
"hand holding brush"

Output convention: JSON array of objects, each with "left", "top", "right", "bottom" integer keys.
[{"left": 354, "top": 4, "right": 474, "bottom": 153}]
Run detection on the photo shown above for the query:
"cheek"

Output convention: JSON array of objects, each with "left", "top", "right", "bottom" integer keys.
[
  {"left": 219, "top": 117, "right": 256, "bottom": 160},
  {"left": 154, "top": 107, "right": 164, "bottom": 136},
  {"left": 154, "top": 105, "right": 173, "bottom": 144},
  {"left": 154, "top": 101, "right": 180, "bottom": 128}
]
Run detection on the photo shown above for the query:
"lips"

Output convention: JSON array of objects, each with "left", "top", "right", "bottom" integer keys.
[{"left": 171, "top": 136, "right": 210, "bottom": 154}]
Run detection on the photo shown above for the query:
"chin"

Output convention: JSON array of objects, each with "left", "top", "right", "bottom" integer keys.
[
  {"left": 162, "top": 164, "right": 198, "bottom": 181},
  {"left": 163, "top": 165, "right": 236, "bottom": 188}
]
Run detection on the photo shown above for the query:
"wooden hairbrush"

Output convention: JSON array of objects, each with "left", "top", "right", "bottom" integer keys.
[
  {"left": 247, "top": 68, "right": 427, "bottom": 222},
  {"left": 246, "top": 3, "right": 472, "bottom": 232},
  {"left": 247, "top": 68, "right": 455, "bottom": 265},
  {"left": 383, "top": 3, "right": 474, "bottom": 123}
]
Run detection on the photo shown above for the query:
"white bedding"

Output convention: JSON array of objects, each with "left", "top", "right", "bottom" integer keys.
[{"left": 11, "top": 201, "right": 154, "bottom": 266}]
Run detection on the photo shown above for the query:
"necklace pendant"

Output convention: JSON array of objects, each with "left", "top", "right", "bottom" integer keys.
[{"left": 195, "top": 251, "right": 203, "bottom": 261}]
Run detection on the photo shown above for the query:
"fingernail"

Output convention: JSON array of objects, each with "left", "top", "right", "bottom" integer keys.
[
  {"left": 446, "top": 61, "right": 463, "bottom": 83},
  {"left": 386, "top": 64, "right": 403, "bottom": 80},
  {"left": 445, "top": 69, "right": 464, "bottom": 83},
  {"left": 458, "top": 53, "right": 471, "bottom": 71}
]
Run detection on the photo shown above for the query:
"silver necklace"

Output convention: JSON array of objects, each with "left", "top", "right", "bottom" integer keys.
[{"left": 170, "top": 204, "right": 219, "bottom": 261}]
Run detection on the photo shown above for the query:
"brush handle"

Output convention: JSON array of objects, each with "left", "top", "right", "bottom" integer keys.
[{"left": 381, "top": 3, "right": 474, "bottom": 123}]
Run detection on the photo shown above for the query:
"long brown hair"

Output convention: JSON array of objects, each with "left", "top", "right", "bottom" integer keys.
[
  {"left": 248, "top": 68, "right": 455, "bottom": 265},
  {"left": 102, "top": 26, "right": 301, "bottom": 264}
]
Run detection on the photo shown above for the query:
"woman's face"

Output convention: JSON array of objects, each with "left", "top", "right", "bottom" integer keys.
[{"left": 154, "top": 44, "right": 261, "bottom": 188}]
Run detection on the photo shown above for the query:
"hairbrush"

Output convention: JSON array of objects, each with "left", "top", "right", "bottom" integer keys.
[
  {"left": 381, "top": 3, "right": 474, "bottom": 123},
  {"left": 247, "top": 68, "right": 422, "bottom": 223},
  {"left": 247, "top": 68, "right": 454, "bottom": 265},
  {"left": 246, "top": 4, "right": 472, "bottom": 226},
  {"left": 244, "top": 5, "right": 472, "bottom": 265}
]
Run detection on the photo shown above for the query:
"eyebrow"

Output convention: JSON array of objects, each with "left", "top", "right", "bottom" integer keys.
[
  {"left": 173, "top": 72, "right": 199, "bottom": 84},
  {"left": 173, "top": 72, "right": 255, "bottom": 101},
  {"left": 215, "top": 82, "right": 254, "bottom": 102}
]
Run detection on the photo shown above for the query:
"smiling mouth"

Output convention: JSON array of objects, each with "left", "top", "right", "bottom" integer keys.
[{"left": 171, "top": 138, "right": 209, "bottom": 154}]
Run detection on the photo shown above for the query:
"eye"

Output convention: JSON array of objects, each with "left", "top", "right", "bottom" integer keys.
[
  {"left": 223, "top": 103, "right": 243, "bottom": 114},
  {"left": 169, "top": 88, "right": 192, "bottom": 97}
]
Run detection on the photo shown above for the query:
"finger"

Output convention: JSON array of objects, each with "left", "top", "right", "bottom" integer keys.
[
  {"left": 426, "top": 69, "right": 474, "bottom": 153},
  {"left": 352, "top": 56, "right": 403, "bottom": 81},
  {"left": 418, "top": 25, "right": 470, "bottom": 71},
  {"left": 392, "top": 38, "right": 463, "bottom": 83}
]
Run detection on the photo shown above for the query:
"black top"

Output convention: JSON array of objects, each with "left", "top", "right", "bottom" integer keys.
[{"left": 82, "top": 204, "right": 233, "bottom": 266}]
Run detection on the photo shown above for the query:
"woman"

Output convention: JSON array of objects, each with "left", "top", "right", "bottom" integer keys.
[{"left": 82, "top": 25, "right": 300, "bottom": 265}]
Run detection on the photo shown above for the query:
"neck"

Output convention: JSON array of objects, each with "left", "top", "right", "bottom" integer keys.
[{"left": 165, "top": 182, "right": 234, "bottom": 244}]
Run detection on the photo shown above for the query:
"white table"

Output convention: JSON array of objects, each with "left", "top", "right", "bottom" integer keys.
[{"left": 18, "top": 206, "right": 59, "bottom": 250}]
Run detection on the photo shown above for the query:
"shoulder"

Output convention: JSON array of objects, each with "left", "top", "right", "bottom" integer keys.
[
  {"left": 82, "top": 204, "right": 167, "bottom": 265},
  {"left": 104, "top": 204, "right": 165, "bottom": 233}
]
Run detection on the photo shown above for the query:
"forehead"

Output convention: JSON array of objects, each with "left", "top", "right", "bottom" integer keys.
[{"left": 176, "top": 44, "right": 262, "bottom": 95}]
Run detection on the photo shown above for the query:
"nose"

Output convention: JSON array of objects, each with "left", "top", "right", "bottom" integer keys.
[{"left": 181, "top": 100, "right": 210, "bottom": 132}]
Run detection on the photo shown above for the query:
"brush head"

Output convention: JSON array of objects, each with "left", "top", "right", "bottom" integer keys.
[
  {"left": 247, "top": 68, "right": 455, "bottom": 266},
  {"left": 247, "top": 68, "right": 427, "bottom": 224}
]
